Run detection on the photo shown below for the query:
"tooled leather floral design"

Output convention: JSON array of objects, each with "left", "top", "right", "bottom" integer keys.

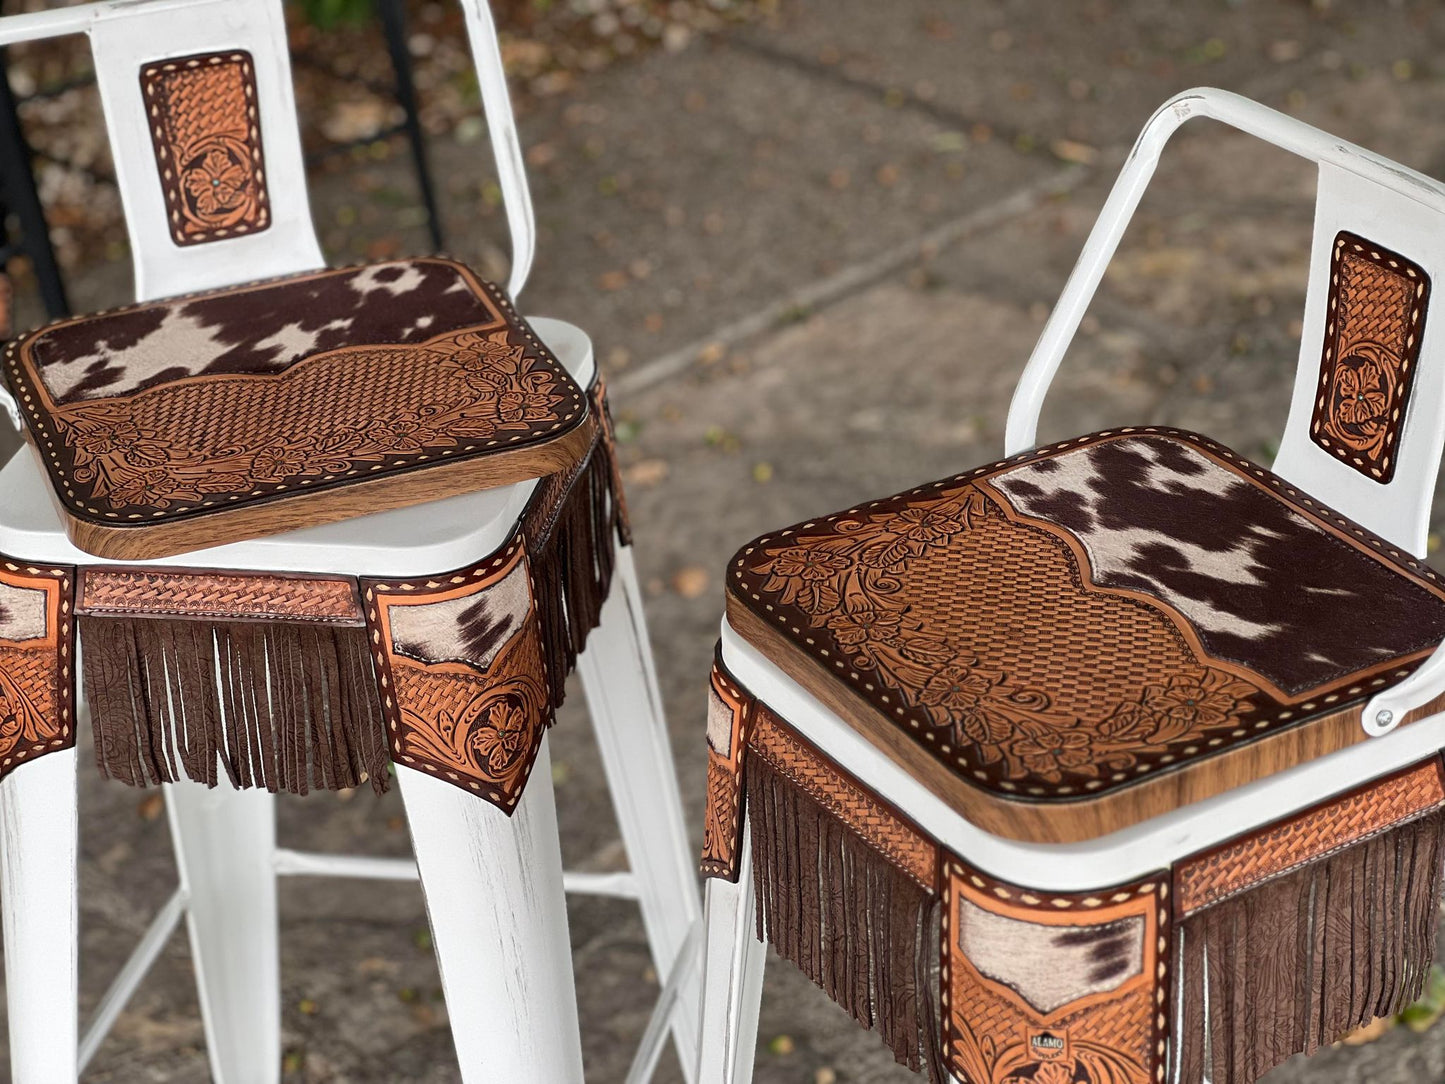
[
  {"left": 1310, "top": 233, "right": 1430, "bottom": 482},
  {"left": 51, "top": 328, "right": 567, "bottom": 514},
  {"left": 0, "top": 565, "right": 74, "bottom": 780},
  {"left": 141, "top": 52, "right": 270, "bottom": 245},
  {"left": 749, "top": 489, "right": 1256, "bottom": 788}
]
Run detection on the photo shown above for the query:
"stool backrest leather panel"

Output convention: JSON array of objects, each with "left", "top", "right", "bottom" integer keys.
[{"left": 0, "top": 0, "right": 534, "bottom": 304}]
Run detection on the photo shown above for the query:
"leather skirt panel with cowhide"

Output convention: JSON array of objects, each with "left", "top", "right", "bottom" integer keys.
[
  {"left": 0, "top": 559, "right": 76, "bottom": 780},
  {"left": 74, "top": 383, "right": 626, "bottom": 813},
  {"left": 702, "top": 652, "right": 1445, "bottom": 1084}
]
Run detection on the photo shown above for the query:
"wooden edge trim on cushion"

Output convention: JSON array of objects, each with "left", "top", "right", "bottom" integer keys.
[
  {"left": 1173, "top": 754, "right": 1445, "bottom": 918},
  {"left": 942, "top": 862, "right": 1170, "bottom": 1084},
  {"left": 1309, "top": 231, "right": 1430, "bottom": 483},
  {"left": 726, "top": 598, "right": 1445, "bottom": 844},
  {"left": 700, "top": 650, "right": 753, "bottom": 881},
  {"left": 140, "top": 51, "right": 271, "bottom": 246},
  {"left": 0, "top": 558, "right": 76, "bottom": 780},
  {"left": 78, "top": 567, "right": 364, "bottom": 625}
]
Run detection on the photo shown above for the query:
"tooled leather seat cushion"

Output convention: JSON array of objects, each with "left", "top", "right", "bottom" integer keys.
[
  {"left": 1, "top": 258, "right": 592, "bottom": 559},
  {"left": 726, "top": 427, "right": 1445, "bottom": 832}
]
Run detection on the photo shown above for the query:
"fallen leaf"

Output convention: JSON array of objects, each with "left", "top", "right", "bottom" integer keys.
[
  {"left": 752, "top": 462, "right": 774, "bottom": 483},
  {"left": 298, "top": 998, "right": 319, "bottom": 1016},
  {"left": 1050, "top": 139, "right": 1099, "bottom": 165},
  {"left": 768, "top": 1034, "right": 795, "bottom": 1056},
  {"left": 671, "top": 566, "right": 710, "bottom": 599},
  {"left": 137, "top": 794, "right": 164, "bottom": 821},
  {"left": 624, "top": 459, "right": 670, "bottom": 487}
]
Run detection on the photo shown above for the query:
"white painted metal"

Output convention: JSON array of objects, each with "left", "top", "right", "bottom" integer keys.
[
  {"left": 165, "top": 780, "right": 281, "bottom": 1084},
  {"left": 695, "top": 826, "right": 765, "bottom": 1084},
  {"left": 0, "top": 748, "right": 79, "bottom": 1084},
  {"left": 396, "top": 739, "right": 586, "bottom": 1083},
  {"left": 1001, "top": 87, "right": 1445, "bottom": 738},
  {"left": 79, "top": 887, "right": 187, "bottom": 1072},
  {"left": 626, "top": 919, "right": 703, "bottom": 1084},
  {"left": 578, "top": 545, "right": 704, "bottom": 1081},
  {"left": 0, "top": 385, "right": 18, "bottom": 431},
  {"left": 722, "top": 617, "right": 1445, "bottom": 891}
]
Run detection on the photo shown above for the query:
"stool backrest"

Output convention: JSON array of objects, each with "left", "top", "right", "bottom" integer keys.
[
  {"left": 1005, "top": 88, "right": 1445, "bottom": 558},
  {"left": 0, "top": 0, "right": 534, "bottom": 303}
]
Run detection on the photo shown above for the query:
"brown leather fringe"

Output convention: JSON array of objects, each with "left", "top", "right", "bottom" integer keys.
[
  {"left": 1174, "top": 808, "right": 1445, "bottom": 1083},
  {"left": 82, "top": 615, "right": 390, "bottom": 794},
  {"left": 522, "top": 426, "right": 625, "bottom": 713},
  {"left": 746, "top": 750, "right": 946, "bottom": 1083}
]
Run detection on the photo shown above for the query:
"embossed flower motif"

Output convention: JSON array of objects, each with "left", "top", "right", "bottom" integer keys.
[
  {"left": 251, "top": 443, "right": 309, "bottom": 481},
  {"left": 79, "top": 417, "right": 144, "bottom": 456},
  {"left": 893, "top": 504, "right": 965, "bottom": 545},
  {"left": 1008, "top": 1062, "right": 1074, "bottom": 1084},
  {"left": 1334, "top": 357, "right": 1390, "bottom": 426},
  {"left": 111, "top": 467, "right": 179, "bottom": 508},
  {"left": 468, "top": 699, "right": 531, "bottom": 775},
  {"left": 184, "top": 148, "right": 250, "bottom": 216},
  {"left": 1138, "top": 669, "right": 1254, "bottom": 741},
  {"left": 826, "top": 601, "right": 901, "bottom": 647},
  {"left": 919, "top": 658, "right": 1001, "bottom": 713},
  {"left": 497, "top": 389, "right": 558, "bottom": 423},
  {"left": 1011, "top": 729, "right": 1093, "bottom": 781},
  {"left": 363, "top": 417, "right": 433, "bottom": 454},
  {"left": 759, "top": 546, "right": 852, "bottom": 583},
  {"left": 453, "top": 333, "right": 525, "bottom": 378}
]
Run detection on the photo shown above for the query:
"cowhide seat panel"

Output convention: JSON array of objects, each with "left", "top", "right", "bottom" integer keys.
[
  {"left": 726, "top": 427, "right": 1445, "bottom": 843},
  {"left": 1, "top": 258, "right": 594, "bottom": 559}
]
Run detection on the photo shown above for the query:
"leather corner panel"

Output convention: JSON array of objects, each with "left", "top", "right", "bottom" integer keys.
[
  {"left": 943, "top": 861, "right": 1170, "bottom": 1084},
  {"left": 364, "top": 541, "right": 551, "bottom": 811},
  {"left": 0, "top": 558, "right": 76, "bottom": 779},
  {"left": 1309, "top": 231, "right": 1430, "bottom": 482},
  {"left": 700, "top": 653, "right": 753, "bottom": 881},
  {"left": 141, "top": 51, "right": 270, "bottom": 246}
]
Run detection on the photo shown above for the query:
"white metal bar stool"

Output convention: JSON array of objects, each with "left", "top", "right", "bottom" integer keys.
[
  {"left": 696, "top": 88, "right": 1445, "bottom": 1084},
  {"left": 0, "top": 2, "right": 700, "bottom": 1081}
]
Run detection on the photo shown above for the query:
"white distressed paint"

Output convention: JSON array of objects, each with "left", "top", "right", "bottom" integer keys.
[
  {"left": 695, "top": 826, "right": 765, "bottom": 1084},
  {"left": 397, "top": 739, "right": 586, "bottom": 1082},
  {"left": 0, "top": 748, "right": 79, "bottom": 1084}
]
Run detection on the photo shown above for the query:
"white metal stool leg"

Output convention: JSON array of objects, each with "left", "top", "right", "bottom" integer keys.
[
  {"left": 164, "top": 781, "right": 280, "bottom": 1084},
  {"left": 696, "top": 824, "right": 765, "bottom": 1084},
  {"left": 0, "top": 747, "right": 79, "bottom": 1084},
  {"left": 578, "top": 544, "right": 704, "bottom": 1079},
  {"left": 397, "top": 736, "right": 585, "bottom": 1083}
]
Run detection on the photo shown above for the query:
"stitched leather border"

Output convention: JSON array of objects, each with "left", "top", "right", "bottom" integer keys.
[
  {"left": 1309, "top": 231, "right": 1430, "bottom": 482},
  {"left": 0, "top": 558, "right": 76, "bottom": 778},
  {"left": 140, "top": 51, "right": 271, "bottom": 246},
  {"left": 78, "top": 568, "right": 364, "bottom": 625}
]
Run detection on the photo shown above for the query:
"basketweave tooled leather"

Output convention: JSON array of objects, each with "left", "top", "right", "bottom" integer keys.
[
  {"left": 0, "top": 559, "right": 75, "bottom": 781},
  {"left": 1173, "top": 755, "right": 1445, "bottom": 918},
  {"left": 727, "top": 427, "right": 1445, "bottom": 806},
  {"left": 1309, "top": 232, "right": 1430, "bottom": 482},
  {"left": 2, "top": 259, "right": 592, "bottom": 557},
  {"left": 140, "top": 51, "right": 270, "bottom": 246}
]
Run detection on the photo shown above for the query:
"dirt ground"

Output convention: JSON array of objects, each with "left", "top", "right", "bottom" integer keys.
[{"left": 6, "top": 1, "right": 1445, "bottom": 1080}]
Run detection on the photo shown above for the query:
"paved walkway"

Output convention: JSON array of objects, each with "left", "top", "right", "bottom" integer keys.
[{"left": 7, "top": 1, "right": 1445, "bottom": 1080}]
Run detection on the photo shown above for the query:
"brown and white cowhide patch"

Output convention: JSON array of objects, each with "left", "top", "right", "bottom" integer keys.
[
  {"left": 0, "top": 581, "right": 47, "bottom": 643},
  {"left": 990, "top": 435, "right": 1445, "bottom": 694},
  {"left": 30, "top": 259, "right": 494, "bottom": 404},
  {"left": 387, "top": 558, "right": 533, "bottom": 672}
]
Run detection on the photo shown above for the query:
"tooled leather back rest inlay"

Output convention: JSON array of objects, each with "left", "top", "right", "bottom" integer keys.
[
  {"left": 728, "top": 429, "right": 1445, "bottom": 802},
  {"left": 141, "top": 51, "right": 270, "bottom": 246},
  {"left": 4, "top": 260, "right": 587, "bottom": 526},
  {"left": 1309, "top": 232, "right": 1430, "bottom": 482}
]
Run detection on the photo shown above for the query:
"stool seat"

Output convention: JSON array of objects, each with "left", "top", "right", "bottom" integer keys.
[
  {"left": 726, "top": 426, "right": 1445, "bottom": 843},
  {"left": 2, "top": 258, "right": 594, "bottom": 560}
]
